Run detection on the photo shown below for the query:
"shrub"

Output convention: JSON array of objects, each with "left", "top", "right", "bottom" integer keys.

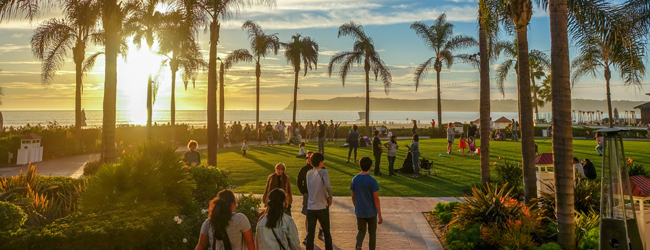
[
  {"left": 81, "top": 142, "right": 196, "bottom": 211},
  {"left": 451, "top": 183, "right": 526, "bottom": 229},
  {"left": 445, "top": 224, "right": 486, "bottom": 250},
  {"left": 535, "top": 176, "right": 600, "bottom": 220},
  {"left": 187, "top": 166, "right": 232, "bottom": 206},
  {"left": 236, "top": 193, "right": 262, "bottom": 230},
  {"left": 628, "top": 163, "right": 649, "bottom": 178},
  {"left": 0, "top": 202, "right": 194, "bottom": 250},
  {"left": 0, "top": 202, "right": 27, "bottom": 231},
  {"left": 82, "top": 160, "right": 104, "bottom": 176},
  {"left": 578, "top": 228, "right": 598, "bottom": 250},
  {"left": 432, "top": 201, "right": 459, "bottom": 224},
  {"left": 482, "top": 216, "right": 543, "bottom": 250},
  {"left": 494, "top": 160, "right": 524, "bottom": 197},
  {"left": 537, "top": 242, "right": 563, "bottom": 250},
  {"left": 575, "top": 210, "right": 599, "bottom": 247}
]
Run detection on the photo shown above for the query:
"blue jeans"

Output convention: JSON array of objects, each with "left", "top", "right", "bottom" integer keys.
[
  {"left": 387, "top": 156, "right": 396, "bottom": 175},
  {"left": 596, "top": 144, "right": 604, "bottom": 155},
  {"left": 348, "top": 143, "right": 358, "bottom": 159},
  {"left": 412, "top": 153, "right": 420, "bottom": 175}
]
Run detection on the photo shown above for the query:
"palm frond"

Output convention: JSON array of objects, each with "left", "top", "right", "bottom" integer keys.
[
  {"left": 410, "top": 21, "right": 436, "bottom": 51},
  {"left": 439, "top": 50, "right": 454, "bottom": 69},
  {"left": 496, "top": 59, "right": 514, "bottom": 97},
  {"left": 31, "top": 18, "right": 77, "bottom": 85},
  {"left": 369, "top": 52, "right": 391, "bottom": 94},
  {"left": 444, "top": 34, "right": 478, "bottom": 52},
  {"left": 81, "top": 51, "right": 104, "bottom": 93},
  {"left": 224, "top": 49, "right": 253, "bottom": 69},
  {"left": 413, "top": 57, "right": 436, "bottom": 92},
  {"left": 327, "top": 51, "right": 362, "bottom": 86},
  {"left": 337, "top": 21, "right": 367, "bottom": 41}
]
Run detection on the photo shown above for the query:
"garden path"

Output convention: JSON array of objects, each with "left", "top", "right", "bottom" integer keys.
[{"left": 290, "top": 195, "right": 454, "bottom": 250}]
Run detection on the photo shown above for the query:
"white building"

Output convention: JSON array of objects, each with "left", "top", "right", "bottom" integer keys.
[{"left": 16, "top": 133, "right": 43, "bottom": 165}]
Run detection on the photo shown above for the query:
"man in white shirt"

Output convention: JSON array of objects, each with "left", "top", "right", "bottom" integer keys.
[{"left": 305, "top": 153, "right": 333, "bottom": 250}]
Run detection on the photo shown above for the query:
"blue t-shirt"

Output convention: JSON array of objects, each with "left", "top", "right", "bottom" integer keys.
[{"left": 350, "top": 174, "right": 379, "bottom": 218}]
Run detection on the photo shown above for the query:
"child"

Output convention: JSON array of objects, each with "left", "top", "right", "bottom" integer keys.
[
  {"left": 241, "top": 140, "right": 249, "bottom": 157},
  {"left": 468, "top": 137, "right": 476, "bottom": 156},
  {"left": 296, "top": 142, "right": 306, "bottom": 158},
  {"left": 458, "top": 134, "right": 467, "bottom": 156}
]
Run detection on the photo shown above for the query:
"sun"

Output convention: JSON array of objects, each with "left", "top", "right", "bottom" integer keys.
[{"left": 117, "top": 43, "right": 165, "bottom": 125}]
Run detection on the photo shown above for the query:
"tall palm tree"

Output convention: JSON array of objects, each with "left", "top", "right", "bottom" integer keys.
[
  {"left": 283, "top": 34, "right": 318, "bottom": 128},
  {"left": 185, "top": 0, "right": 274, "bottom": 165},
  {"left": 529, "top": 50, "right": 550, "bottom": 120},
  {"left": 30, "top": 0, "right": 100, "bottom": 134},
  {"left": 328, "top": 21, "right": 392, "bottom": 136},
  {"left": 157, "top": 9, "right": 204, "bottom": 128},
  {"left": 410, "top": 14, "right": 477, "bottom": 129},
  {"left": 495, "top": 40, "right": 550, "bottom": 120},
  {"left": 571, "top": 33, "right": 645, "bottom": 128},
  {"left": 125, "top": 0, "right": 162, "bottom": 139},
  {"left": 223, "top": 49, "right": 253, "bottom": 148}
]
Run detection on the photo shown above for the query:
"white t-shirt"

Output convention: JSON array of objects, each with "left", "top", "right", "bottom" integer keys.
[
  {"left": 241, "top": 145, "right": 249, "bottom": 151},
  {"left": 298, "top": 146, "right": 306, "bottom": 155},
  {"left": 386, "top": 141, "right": 398, "bottom": 157},
  {"left": 574, "top": 163, "right": 585, "bottom": 178},
  {"left": 200, "top": 213, "right": 251, "bottom": 250}
]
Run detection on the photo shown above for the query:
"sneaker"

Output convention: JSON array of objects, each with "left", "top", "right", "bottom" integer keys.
[{"left": 318, "top": 229, "right": 324, "bottom": 240}]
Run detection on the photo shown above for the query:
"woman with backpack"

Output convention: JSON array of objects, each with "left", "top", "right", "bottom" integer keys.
[
  {"left": 194, "top": 190, "right": 255, "bottom": 250},
  {"left": 256, "top": 189, "right": 301, "bottom": 249}
]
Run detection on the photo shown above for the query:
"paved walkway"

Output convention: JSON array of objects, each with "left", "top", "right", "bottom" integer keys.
[
  {"left": 291, "top": 195, "right": 453, "bottom": 250},
  {"left": 0, "top": 153, "right": 100, "bottom": 178}
]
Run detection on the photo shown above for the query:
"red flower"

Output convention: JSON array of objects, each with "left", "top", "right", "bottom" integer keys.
[
  {"left": 493, "top": 162, "right": 498, "bottom": 165},
  {"left": 498, "top": 157, "right": 502, "bottom": 160},
  {"left": 184, "top": 166, "right": 189, "bottom": 169},
  {"left": 628, "top": 158, "right": 633, "bottom": 163}
]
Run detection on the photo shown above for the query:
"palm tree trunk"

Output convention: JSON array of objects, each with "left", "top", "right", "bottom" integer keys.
[
  {"left": 532, "top": 74, "right": 539, "bottom": 122},
  {"left": 256, "top": 60, "right": 261, "bottom": 130},
  {"left": 102, "top": 3, "right": 118, "bottom": 162},
  {"left": 170, "top": 60, "right": 177, "bottom": 143},
  {"left": 550, "top": 0, "right": 576, "bottom": 248},
  {"left": 292, "top": 70, "right": 299, "bottom": 128},
  {"left": 75, "top": 56, "right": 83, "bottom": 134},
  {"left": 364, "top": 60, "right": 371, "bottom": 136},
  {"left": 207, "top": 20, "right": 219, "bottom": 166},
  {"left": 478, "top": 20, "right": 490, "bottom": 184},
  {"left": 219, "top": 61, "right": 225, "bottom": 148},
  {"left": 147, "top": 74, "right": 152, "bottom": 140},
  {"left": 605, "top": 67, "right": 613, "bottom": 128},
  {"left": 515, "top": 26, "right": 537, "bottom": 202},
  {"left": 436, "top": 69, "right": 442, "bottom": 129}
]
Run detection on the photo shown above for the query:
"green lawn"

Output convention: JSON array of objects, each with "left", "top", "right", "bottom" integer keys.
[{"left": 198, "top": 138, "right": 650, "bottom": 197}]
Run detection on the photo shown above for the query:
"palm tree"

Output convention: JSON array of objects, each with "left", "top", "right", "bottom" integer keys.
[
  {"left": 157, "top": 9, "right": 204, "bottom": 128},
  {"left": 283, "top": 34, "right": 319, "bottom": 128},
  {"left": 328, "top": 22, "right": 392, "bottom": 136},
  {"left": 571, "top": 33, "right": 645, "bottom": 128},
  {"left": 125, "top": 0, "right": 162, "bottom": 139},
  {"left": 185, "top": 1, "right": 274, "bottom": 166},
  {"left": 222, "top": 49, "right": 253, "bottom": 148},
  {"left": 529, "top": 50, "right": 550, "bottom": 120},
  {"left": 411, "top": 14, "right": 477, "bottom": 129},
  {"left": 30, "top": 0, "right": 100, "bottom": 134},
  {"left": 495, "top": 40, "right": 550, "bottom": 121}
]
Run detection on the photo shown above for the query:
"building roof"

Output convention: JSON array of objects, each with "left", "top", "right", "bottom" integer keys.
[
  {"left": 628, "top": 175, "right": 650, "bottom": 197},
  {"left": 535, "top": 153, "right": 553, "bottom": 164},
  {"left": 21, "top": 133, "right": 42, "bottom": 139},
  {"left": 634, "top": 102, "right": 650, "bottom": 110},
  {"left": 494, "top": 116, "right": 512, "bottom": 123}
]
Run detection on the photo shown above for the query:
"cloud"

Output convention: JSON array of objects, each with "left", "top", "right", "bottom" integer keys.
[
  {"left": 0, "top": 45, "right": 30, "bottom": 53},
  {"left": 319, "top": 50, "right": 340, "bottom": 56}
]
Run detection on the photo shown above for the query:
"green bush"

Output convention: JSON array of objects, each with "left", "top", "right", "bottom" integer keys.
[
  {"left": 82, "top": 160, "right": 104, "bottom": 176},
  {"left": 575, "top": 210, "right": 599, "bottom": 247},
  {"left": 187, "top": 166, "right": 232, "bottom": 206},
  {"left": 432, "top": 201, "right": 459, "bottom": 224},
  {"left": 0, "top": 203, "right": 195, "bottom": 250},
  {"left": 483, "top": 216, "right": 543, "bottom": 250},
  {"left": 537, "top": 242, "right": 563, "bottom": 250},
  {"left": 445, "top": 224, "right": 486, "bottom": 250},
  {"left": 628, "top": 163, "right": 649, "bottom": 178},
  {"left": 536, "top": 176, "right": 600, "bottom": 220},
  {"left": 81, "top": 142, "right": 196, "bottom": 211},
  {"left": 451, "top": 183, "right": 526, "bottom": 229},
  {"left": 0, "top": 202, "right": 27, "bottom": 231},
  {"left": 578, "top": 228, "right": 598, "bottom": 250},
  {"left": 235, "top": 193, "right": 262, "bottom": 230},
  {"left": 494, "top": 160, "right": 524, "bottom": 197}
]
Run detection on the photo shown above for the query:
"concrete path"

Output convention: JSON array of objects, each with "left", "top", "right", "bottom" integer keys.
[
  {"left": 0, "top": 153, "right": 100, "bottom": 178},
  {"left": 291, "top": 195, "right": 454, "bottom": 250}
]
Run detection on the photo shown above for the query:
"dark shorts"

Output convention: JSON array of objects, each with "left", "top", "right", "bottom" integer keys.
[{"left": 302, "top": 193, "right": 309, "bottom": 215}]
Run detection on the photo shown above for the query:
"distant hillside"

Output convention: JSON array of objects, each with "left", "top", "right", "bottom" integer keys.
[{"left": 283, "top": 97, "right": 647, "bottom": 112}]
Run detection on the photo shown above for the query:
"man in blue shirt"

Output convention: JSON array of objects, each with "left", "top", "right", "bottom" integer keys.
[{"left": 350, "top": 157, "right": 383, "bottom": 250}]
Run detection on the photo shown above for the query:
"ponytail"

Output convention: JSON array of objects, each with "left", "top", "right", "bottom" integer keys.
[
  {"left": 209, "top": 197, "right": 233, "bottom": 250},
  {"left": 263, "top": 188, "right": 286, "bottom": 228}
]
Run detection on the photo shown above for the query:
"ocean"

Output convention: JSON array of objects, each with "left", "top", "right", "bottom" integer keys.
[{"left": 0, "top": 110, "right": 527, "bottom": 127}]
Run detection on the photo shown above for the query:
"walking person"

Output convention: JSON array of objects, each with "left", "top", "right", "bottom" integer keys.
[
  {"left": 383, "top": 135, "right": 398, "bottom": 176},
  {"left": 317, "top": 120, "right": 327, "bottom": 155},
  {"left": 595, "top": 132, "right": 606, "bottom": 156},
  {"left": 256, "top": 188, "right": 302, "bottom": 250},
  {"left": 296, "top": 152, "right": 323, "bottom": 245},
  {"left": 305, "top": 153, "right": 333, "bottom": 250},
  {"left": 243, "top": 123, "right": 251, "bottom": 142},
  {"left": 510, "top": 119, "right": 519, "bottom": 141},
  {"left": 446, "top": 123, "right": 455, "bottom": 155},
  {"left": 405, "top": 135, "right": 421, "bottom": 178},
  {"left": 328, "top": 120, "right": 335, "bottom": 141},
  {"left": 305, "top": 122, "right": 312, "bottom": 142},
  {"left": 372, "top": 131, "right": 383, "bottom": 176},
  {"left": 351, "top": 157, "right": 383, "bottom": 250},
  {"left": 411, "top": 120, "right": 418, "bottom": 135},
  {"left": 241, "top": 140, "right": 249, "bottom": 157},
  {"left": 333, "top": 122, "right": 341, "bottom": 146},
  {"left": 458, "top": 135, "right": 467, "bottom": 156},
  {"left": 262, "top": 163, "right": 293, "bottom": 216},
  {"left": 182, "top": 140, "right": 201, "bottom": 166},
  {"left": 266, "top": 122, "right": 274, "bottom": 146},
  {"left": 467, "top": 121, "right": 477, "bottom": 139},
  {"left": 347, "top": 125, "right": 360, "bottom": 163},
  {"left": 258, "top": 124, "right": 264, "bottom": 147},
  {"left": 194, "top": 190, "right": 255, "bottom": 250}
]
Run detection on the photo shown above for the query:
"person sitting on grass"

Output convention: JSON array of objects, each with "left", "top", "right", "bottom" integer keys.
[
  {"left": 297, "top": 142, "right": 307, "bottom": 158},
  {"left": 256, "top": 188, "right": 301, "bottom": 249},
  {"left": 262, "top": 163, "right": 293, "bottom": 216},
  {"left": 582, "top": 158, "right": 597, "bottom": 180},
  {"left": 194, "top": 190, "right": 255, "bottom": 250},
  {"left": 182, "top": 140, "right": 200, "bottom": 166},
  {"left": 241, "top": 140, "right": 249, "bottom": 157}
]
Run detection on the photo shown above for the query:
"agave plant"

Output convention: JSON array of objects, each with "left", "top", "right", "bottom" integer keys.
[
  {"left": 450, "top": 183, "right": 528, "bottom": 229},
  {"left": 534, "top": 174, "right": 600, "bottom": 220}
]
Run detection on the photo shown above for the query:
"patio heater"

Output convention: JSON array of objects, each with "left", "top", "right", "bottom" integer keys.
[{"left": 597, "top": 128, "right": 643, "bottom": 250}]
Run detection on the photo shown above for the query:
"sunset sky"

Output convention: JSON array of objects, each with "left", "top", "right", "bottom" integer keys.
[{"left": 0, "top": 0, "right": 648, "bottom": 112}]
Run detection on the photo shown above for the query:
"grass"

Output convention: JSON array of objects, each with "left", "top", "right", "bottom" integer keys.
[{"left": 197, "top": 138, "right": 650, "bottom": 197}]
